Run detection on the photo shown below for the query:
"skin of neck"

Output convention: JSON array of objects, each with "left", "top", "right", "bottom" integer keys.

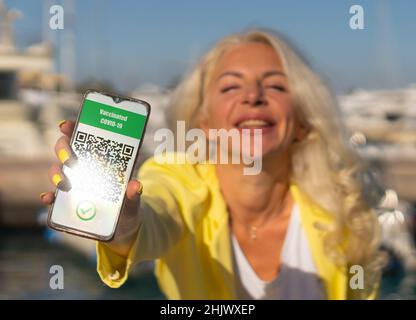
[{"left": 215, "top": 148, "right": 294, "bottom": 226}]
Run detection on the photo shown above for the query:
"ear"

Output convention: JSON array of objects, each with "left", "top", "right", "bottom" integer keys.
[{"left": 294, "top": 121, "right": 309, "bottom": 142}]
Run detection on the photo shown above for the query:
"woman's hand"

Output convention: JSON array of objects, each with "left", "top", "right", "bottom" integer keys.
[{"left": 40, "top": 120, "right": 142, "bottom": 257}]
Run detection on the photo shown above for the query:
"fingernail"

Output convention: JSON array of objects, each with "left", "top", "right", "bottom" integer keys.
[
  {"left": 58, "top": 149, "right": 70, "bottom": 164},
  {"left": 137, "top": 182, "right": 143, "bottom": 196},
  {"left": 52, "top": 174, "right": 62, "bottom": 187},
  {"left": 39, "top": 192, "right": 47, "bottom": 200},
  {"left": 58, "top": 120, "right": 66, "bottom": 127}
]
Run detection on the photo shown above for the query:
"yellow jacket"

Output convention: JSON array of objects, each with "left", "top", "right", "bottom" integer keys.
[{"left": 96, "top": 153, "right": 373, "bottom": 299}]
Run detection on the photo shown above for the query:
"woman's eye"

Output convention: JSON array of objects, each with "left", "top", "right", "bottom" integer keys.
[
  {"left": 267, "top": 85, "right": 287, "bottom": 92},
  {"left": 220, "top": 86, "right": 240, "bottom": 93}
]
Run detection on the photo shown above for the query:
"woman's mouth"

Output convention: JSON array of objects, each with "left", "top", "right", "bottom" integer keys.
[
  {"left": 234, "top": 117, "right": 276, "bottom": 134},
  {"left": 236, "top": 119, "right": 274, "bottom": 128}
]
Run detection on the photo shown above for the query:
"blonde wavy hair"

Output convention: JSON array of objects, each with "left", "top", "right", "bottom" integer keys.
[{"left": 167, "top": 28, "right": 386, "bottom": 298}]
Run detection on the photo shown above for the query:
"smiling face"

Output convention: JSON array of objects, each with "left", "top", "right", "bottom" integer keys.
[{"left": 200, "top": 42, "right": 304, "bottom": 159}]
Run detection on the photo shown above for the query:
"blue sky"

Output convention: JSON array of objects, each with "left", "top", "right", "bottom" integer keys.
[{"left": 8, "top": 0, "right": 416, "bottom": 93}]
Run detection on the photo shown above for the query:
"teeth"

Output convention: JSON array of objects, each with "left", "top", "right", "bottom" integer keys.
[{"left": 237, "top": 119, "right": 270, "bottom": 128}]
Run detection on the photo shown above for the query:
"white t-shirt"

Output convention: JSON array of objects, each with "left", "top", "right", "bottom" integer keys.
[{"left": 231, "top": 203, "right": 326, "bottom": 299}]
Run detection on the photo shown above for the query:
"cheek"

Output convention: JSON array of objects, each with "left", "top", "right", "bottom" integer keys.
[
  {"left": 274, "top": 105, "right": 298, "bottom": 139},
  {"left": 205, "top": 97, "right": 233, "bottom": 128}
]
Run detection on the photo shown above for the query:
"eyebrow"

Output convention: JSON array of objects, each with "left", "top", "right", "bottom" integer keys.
[{"left": 216, "top": 70, "right": 286, "bottom": 81}]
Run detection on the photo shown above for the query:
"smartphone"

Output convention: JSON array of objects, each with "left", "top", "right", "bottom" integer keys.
[{"left": 47, "top": 90, "right": 151, "bottom": 241}]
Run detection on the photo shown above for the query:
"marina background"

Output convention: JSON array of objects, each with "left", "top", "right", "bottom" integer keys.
[{"left": 0, "top": 0, "right": 415, "bottom": 299}]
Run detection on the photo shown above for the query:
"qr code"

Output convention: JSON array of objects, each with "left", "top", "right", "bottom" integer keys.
[{"left": 71, "top": 131, "right": 134, "bottom": 203}]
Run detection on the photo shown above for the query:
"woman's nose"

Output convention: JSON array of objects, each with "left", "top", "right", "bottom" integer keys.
[{"left": 242, "top": 83, "right": 265, "bottom": 106}]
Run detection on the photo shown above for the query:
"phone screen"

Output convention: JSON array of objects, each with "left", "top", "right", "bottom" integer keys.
[{"left": 48, "top": 91, "right": 150, "bottom": 240}]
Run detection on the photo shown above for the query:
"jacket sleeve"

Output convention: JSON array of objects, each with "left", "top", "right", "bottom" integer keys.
[{"left": 96, "top": 156, "right": 187, "bottom": 288}]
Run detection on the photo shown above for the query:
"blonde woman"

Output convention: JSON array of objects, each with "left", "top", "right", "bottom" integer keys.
[{"left": 41, "top": 29, "right": 385, "bottom": 299}]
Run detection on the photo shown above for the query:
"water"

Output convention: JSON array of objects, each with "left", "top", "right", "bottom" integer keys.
[
  {"left": 1, "top": 227, "right": 415, "bottom": 300},
  {"left": 0, "top": 228, "right": 165, "bottom": 299}
]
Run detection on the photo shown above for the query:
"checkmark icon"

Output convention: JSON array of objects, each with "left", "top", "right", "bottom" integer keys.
[{"left": 76, "top": 201, "right": 96, "bottom": 221}]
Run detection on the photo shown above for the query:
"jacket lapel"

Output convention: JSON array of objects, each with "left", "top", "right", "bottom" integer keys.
[{"left": 290, "top": 182, "right": 347, "bottom": 300}]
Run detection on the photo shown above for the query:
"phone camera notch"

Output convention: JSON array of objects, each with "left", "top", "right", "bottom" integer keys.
[{"left": 112, "top": 96, "right": 122, "bottom": 104}]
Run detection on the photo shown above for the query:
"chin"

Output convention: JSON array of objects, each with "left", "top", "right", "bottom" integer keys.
[
  {"left": 239, "top": 140, "right": 279, "bottom": 159},
  {"left": 262, "top": 141, "right": 291, "bottom": 158}
]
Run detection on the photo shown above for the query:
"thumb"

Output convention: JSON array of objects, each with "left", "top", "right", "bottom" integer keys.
[{"left": 125, "top": 179, "right": 142, "bottom": 203}]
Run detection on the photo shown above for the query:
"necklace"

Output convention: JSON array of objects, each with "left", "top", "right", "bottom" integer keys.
[
  {"left": 228, "top": 206, "right": 266, "bottom": 240},
  {"left": 247, "top": 216, "right": 273, "bottom": 240},
  {"left": 229, "top": 192, "right": 293, "bottom": 241},
  {"left": 249, "top": 226, "right": 259, "bottom": 240}
]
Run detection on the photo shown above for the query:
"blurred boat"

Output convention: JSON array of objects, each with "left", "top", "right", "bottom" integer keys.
[{"left": 0, "top": 1, "right": 80, "bottom": 226}]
